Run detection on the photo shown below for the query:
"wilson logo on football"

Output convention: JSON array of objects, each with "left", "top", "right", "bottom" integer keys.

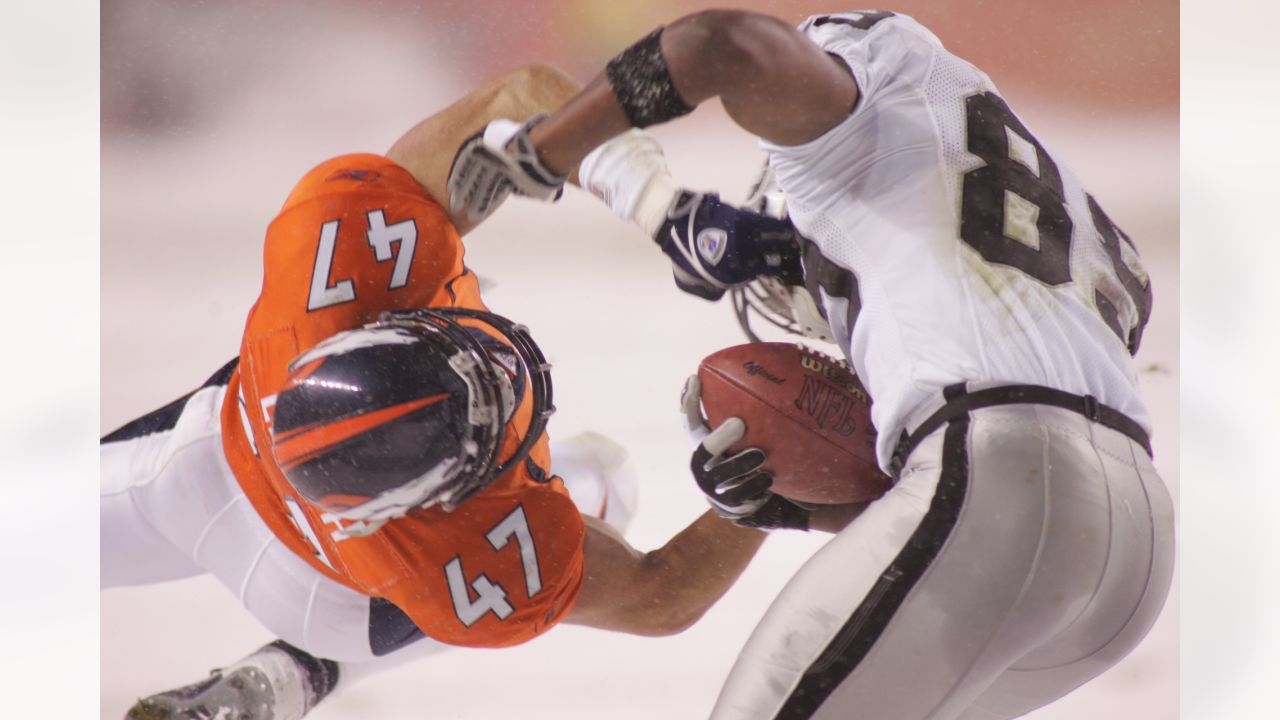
[{"left": 800, "top": 355, "right": 868, "bottom": 402}]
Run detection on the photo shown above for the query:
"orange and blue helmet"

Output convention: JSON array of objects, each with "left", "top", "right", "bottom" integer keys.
[{"left": 270, "top": 308, "right": 553, "bottom": 525}]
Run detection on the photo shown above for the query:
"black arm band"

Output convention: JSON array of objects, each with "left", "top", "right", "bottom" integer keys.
[{"left": 606, "top": 27, "right": 695, "bottom": 128}]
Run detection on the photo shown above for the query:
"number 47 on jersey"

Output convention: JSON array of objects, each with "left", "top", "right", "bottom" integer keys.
[
  {"left": 445, "top": 505, "right": 544, "bottom": 627},
  {"left": 307, "top": 209, "right": 419, "bottom": 311}
]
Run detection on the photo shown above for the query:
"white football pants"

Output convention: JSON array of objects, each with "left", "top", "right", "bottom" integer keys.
[
  {"left": 101, "top": 378, "right": 639, "bottom": 669},
  {"left": 710, "top": 401, "right": 1174, "bottom": 720}
]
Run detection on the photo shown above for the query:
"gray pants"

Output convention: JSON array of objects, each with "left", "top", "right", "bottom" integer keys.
[{"left": 711, "top": 400, "right": 1175, "bottom": 720}]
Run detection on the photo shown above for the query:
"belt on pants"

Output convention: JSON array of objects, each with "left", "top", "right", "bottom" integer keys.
[{"left": 888, "top": 383, "right": 1152, "bottom": 477}]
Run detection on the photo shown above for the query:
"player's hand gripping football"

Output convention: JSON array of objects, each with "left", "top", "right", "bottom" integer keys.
[
  {"left": 681, "top": 375, "right": 810, "bottom": 530},
  {"left": 657, "top": 191, "right": 800, "bottom": 301},
  {"left": 447, "top": 116, "right": 569, "bottom": 225}
]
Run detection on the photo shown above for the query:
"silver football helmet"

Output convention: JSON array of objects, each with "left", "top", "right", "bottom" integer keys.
[{"left": 730, "top": 162, "right": 836, "bottom": 344}]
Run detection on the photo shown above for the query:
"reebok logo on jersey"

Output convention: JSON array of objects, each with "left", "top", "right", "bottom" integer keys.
[
  {"left": 588, "top": 182, "right": 611, "bottom": 205},
  {"left": 697, "top": 228, "right": 728, "bottom": 266},
  {"left": 326, "top": 169, "right": 381, "bottom": 184}
]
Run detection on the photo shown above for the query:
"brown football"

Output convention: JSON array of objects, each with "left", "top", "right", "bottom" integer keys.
[{"left": 696, "top": 342, "right": 892, "bottom": 504}]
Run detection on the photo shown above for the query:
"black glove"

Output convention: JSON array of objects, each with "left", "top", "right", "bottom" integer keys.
[
  {"left": 681, "top": 376, "right": 810, "bottom": 531},
  {"left": 656, "top": 191, "right": 800, "bottom": 301}
]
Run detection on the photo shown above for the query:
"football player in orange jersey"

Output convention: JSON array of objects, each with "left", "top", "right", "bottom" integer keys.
[{"left": 102, "top": 64, "right": 795, "bottom": 720}]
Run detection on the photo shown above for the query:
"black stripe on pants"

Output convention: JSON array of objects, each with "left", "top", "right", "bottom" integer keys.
[{"left": 775, "top": 414, "right": 972, "bottom": 719}]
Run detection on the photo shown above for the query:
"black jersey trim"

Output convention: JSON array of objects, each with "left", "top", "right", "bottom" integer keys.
[
  {"left": 774, "top": 414, "right": 970, "bottom": 719},
  {"left": 801, "top": 237, "right": 863, "bottom": 339},
  {"left": 368, "top": 597, "right": 427, "bottom": 656},
  {"left": 811, "top": 11, "right": 897, "bottom": 31},
  {"left": 524, "top": 456, "right": 550, "bottom": 483},
  {"left": 100, "top": 358, "right": 240, "bottom": 444},
  {"left": 202, "top": 357, "right": 240, "bottom": 387}
]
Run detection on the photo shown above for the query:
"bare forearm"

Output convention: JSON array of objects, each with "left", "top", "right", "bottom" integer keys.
[
  {"left": 526, "top": 15, "right": 723, "bottom": 177},
  {"left": 530, "top": 10, "right": 856, "bottom": 176},
  {"left": 526, "top": 14, "right": 735, "bottom": 177},
  {"left": 527, "top": 74, "right": 632, "bottom": 179},
  {"left": 639, "top": 510, "right": 767, "bottom": 629},
  {"left": 567, "top": 511, "right": 765, "bottom": 636}
]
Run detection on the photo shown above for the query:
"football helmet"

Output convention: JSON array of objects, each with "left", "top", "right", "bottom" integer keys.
[
  {"left": 732, "top": 275, "right": 836, "bottom": 344},
  {"left": 269, "top": 308, "right": 553, "bottom": 528},
  {"left": 730, "top": 162, "right": 836, "bottom": 344}
]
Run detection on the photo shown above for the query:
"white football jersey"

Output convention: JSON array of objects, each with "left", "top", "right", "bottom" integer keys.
[{"left": 761, "top": 11, "right": 1153, "bottom": 469}]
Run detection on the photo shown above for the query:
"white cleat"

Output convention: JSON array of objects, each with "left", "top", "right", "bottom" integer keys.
[{"left": 126, "top": 641, "right": 335, "bottom": 720}]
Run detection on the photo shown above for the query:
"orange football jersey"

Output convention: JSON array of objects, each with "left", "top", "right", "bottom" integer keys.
[{"left": 220, "top": 154, "right": 585, "bottom": 648}]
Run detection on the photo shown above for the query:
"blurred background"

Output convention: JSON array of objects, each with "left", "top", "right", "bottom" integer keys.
[{"left": 101, "top": 1, "right": 1178, "bottom": 718}]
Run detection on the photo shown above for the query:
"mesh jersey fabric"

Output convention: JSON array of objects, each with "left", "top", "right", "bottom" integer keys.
[{"left": 760, "top": 12, "right": 1152, "bottom": 469}]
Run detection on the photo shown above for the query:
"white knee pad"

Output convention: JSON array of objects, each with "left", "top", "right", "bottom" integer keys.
[{"left": 550, "top": 432, "right": 639, "bottom": 533}]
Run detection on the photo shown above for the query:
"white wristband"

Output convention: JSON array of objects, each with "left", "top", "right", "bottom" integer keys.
[
  {"left": 482, "top": 118, "right": 522, "bottom": 149},
  {"left": 579, "top": 129, "right": 679, "bottom": 238}
]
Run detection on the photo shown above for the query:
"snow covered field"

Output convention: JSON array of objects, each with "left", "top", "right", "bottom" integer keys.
[{"left": 100, "top": 10, "right": 1179, "bottom": 718}]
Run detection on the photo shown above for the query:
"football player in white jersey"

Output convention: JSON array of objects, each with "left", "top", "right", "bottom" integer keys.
[{"left": 449, "top": 9, "right": 1174, "bottom": 720}]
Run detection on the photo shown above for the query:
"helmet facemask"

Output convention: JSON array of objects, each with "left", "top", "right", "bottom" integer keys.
[
  {"left": 732, "top": 161, "right": 836, "bottom": 345},
  {"left": 732, "top": 276, "right": 836, "bottom": 344}
]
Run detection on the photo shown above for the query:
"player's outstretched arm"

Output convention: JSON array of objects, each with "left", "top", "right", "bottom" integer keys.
[
  {"left": 529, "top": 9, "right": 859, "bottom": 178},
  {"left": 444, "top": 11, "right": 849, "bottom": 279},
  {"left": 564, "top": 512, "right": 766, "bottom": 636},
  {"left": 386, "top": 63, "right": 583, "bottom": 235}
]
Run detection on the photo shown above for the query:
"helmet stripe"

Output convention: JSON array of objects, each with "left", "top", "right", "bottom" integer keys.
[
  {"left": 273, "top": 393, "right": 450, "bottom": 469},
  {"left": 281, "top": 357, "right": 328, "bottom": 390}
]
